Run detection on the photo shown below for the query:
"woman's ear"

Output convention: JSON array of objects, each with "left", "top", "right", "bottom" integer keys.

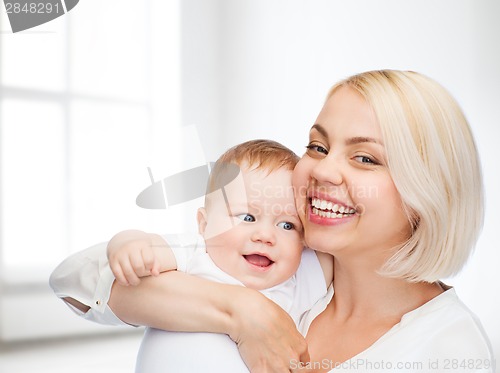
[{"left": 197, "top": 207, "right": 208, "bottom": 236}]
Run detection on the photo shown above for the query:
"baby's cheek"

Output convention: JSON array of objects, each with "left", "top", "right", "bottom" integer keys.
[
  {"left": 290, "top": 239, "right": 305, "bottom": 263},
  {"left": 286, "top": 250, "right": 303, "bottom": 278}
]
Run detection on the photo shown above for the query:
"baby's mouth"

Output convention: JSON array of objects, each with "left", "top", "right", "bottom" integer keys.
[{"left": 243, "top": 254, "right": 274, "bottom": 267}]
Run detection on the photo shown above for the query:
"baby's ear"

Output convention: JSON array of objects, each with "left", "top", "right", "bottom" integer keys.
[{"left": 197, "top": 207, "right": 208, "bottom": 235}]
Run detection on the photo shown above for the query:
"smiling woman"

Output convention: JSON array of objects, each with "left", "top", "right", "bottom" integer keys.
[
  {"left": 293, "top": 83, "right": 415, "bottom": 282},
  {"left": 291, "top": 71, "right": 491, "bottom": 370},
  {"left": 295, "top": 71, "right": 484, "bottom": 285}
]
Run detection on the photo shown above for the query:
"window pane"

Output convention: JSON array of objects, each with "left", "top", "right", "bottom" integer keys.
[
  {"left": 0, "top": 16, "right": 66, "bottom": 91},
  {"left": 1, "top": 100, "right": 65, "bottom": 269},
  {"left": 69, "top": 100, "right": 154, "bottom": 250},
  {"left": 70, "top": 0, "right": 148, "bottom": 100}
]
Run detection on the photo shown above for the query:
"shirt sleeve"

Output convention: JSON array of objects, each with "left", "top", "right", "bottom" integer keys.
[
  {"left": 49, "top": 241, "right": 126, "bottom": 326},
  {"left": 167, "top": 233, "right": 201, "bottom": 273},
  {"left": 49, "top": 233, "right": 200, "bottom": 326}
]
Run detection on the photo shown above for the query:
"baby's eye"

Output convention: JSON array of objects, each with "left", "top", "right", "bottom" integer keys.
[
  {"left": 306, "top": 144, "right": 328, "bottom": 155},
  {"left": 277, "top": 221, "right": 295, "bottom": 231},
  {"left": 236, "top": 214, "right": 255, "bottom": 222}
]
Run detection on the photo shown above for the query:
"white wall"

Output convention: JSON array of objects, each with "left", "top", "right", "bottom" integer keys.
[
  {"left": 182, "top": 0, "right": 500, "bottom": 359},
  {"left": 180, "top": 0, "right": 224, "bottom": 162}
]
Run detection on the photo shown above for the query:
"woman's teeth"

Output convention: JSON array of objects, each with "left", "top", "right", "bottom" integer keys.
[{"left": 311, "top": 198, "right": 356, "bottom": 218}]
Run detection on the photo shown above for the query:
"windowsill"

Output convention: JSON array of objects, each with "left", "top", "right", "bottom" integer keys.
[
  {"left": 0, "top": 329, "right": 144, "bottom": 373},
  {"left": 0, "top": 265, "right": 133, "bottom": 343},
  {"left": 0, "top": 285, "right": 136, "bottom": 342},
  {"left": 1, "top": 265, "right": 55, "bottom": 288}
]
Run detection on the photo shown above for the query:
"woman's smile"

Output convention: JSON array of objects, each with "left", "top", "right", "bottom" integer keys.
[{"left": 307, "top": 193, "right": 357, "bottom": 226}]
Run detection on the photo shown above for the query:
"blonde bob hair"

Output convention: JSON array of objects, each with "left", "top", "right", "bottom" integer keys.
[{"left": 329, "top": 70, "right": 484, "bottom": 282}]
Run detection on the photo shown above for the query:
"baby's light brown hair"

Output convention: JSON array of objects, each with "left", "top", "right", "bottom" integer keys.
[{"left": 204, "top": 139, "right": 299, "bottom": 207}]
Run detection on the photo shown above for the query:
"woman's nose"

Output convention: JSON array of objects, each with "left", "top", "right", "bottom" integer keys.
[{"left": 311, "top": 155, "right": 343, "bottom": 186}]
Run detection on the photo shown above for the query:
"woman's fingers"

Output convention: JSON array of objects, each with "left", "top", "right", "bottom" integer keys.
[
  {"left": 299, "top": 346, "right": 310, "bottom": 366},
  {"left": 289, "top": 344, "right": 310, "bottom": 373}
]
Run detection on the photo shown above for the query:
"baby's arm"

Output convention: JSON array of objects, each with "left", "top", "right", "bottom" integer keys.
[
  {"left": 49, "top": 230, "right": 177, "bottom": 321},
  {"left": 107, "top": 230, "right": 177, "bottom": 286},
  {"left": 316, "top": 251, "right": 334, "bottom": 287}
]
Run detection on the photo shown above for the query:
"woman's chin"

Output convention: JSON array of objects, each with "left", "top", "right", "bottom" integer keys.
[{"left": 304, "top": 233, "right": 339, "bottom": 255}]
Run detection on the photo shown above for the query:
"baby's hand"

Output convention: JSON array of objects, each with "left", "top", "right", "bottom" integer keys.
[{"left": 107, "top": 230, "right": 163, "bottom": 286}]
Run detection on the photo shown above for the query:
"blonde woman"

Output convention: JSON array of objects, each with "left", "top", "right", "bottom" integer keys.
[{"left": 51, "top": 70, "right": 494, "bottom": 372}]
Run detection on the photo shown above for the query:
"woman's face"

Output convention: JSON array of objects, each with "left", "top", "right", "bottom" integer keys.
[{"left": 292, "top": 86, "right": 411, "bottom": 259}]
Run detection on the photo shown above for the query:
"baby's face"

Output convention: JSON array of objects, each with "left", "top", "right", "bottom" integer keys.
[{"left": 199, "top": 165, "right": 303, "bottom": 290}]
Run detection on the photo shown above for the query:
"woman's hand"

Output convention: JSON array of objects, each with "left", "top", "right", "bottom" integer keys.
[{"left": 228, "top": 288, "right": 310, "bottom": 372}]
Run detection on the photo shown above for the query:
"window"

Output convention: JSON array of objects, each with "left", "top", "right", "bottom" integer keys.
[{"left": 0, "top": 0, "right": 182, "bottom": 286}]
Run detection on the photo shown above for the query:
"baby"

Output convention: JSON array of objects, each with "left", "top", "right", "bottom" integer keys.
[{"left": 50, "top": 139, "right": 332, "bottom": 372}]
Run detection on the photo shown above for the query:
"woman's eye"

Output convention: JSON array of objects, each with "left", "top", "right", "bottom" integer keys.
[
  {"left": 306, "top": 144, "right": 328, "bottom": 155},
  {"left": 277, "top": 221, "right": 295, "bottom": 231},
  {"left": 354, "top": 155, "right": 377, "bottom": 164},
  {"left": 236, "top": 214, "right": 255, "bottom": 222}
]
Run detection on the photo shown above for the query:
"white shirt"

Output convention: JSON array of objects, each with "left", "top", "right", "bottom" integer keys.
[{"left": 295, "top": 285, "right": 496, "bottom": 373}]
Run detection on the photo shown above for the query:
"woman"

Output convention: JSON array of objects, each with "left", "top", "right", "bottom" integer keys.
[{"left": 51, "top": 70, "right": 494, "bottom": 372}]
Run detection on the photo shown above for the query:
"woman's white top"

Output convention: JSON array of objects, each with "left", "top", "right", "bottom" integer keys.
[{"left": 295, "top": 285, "right": 495, "bottom": 372}]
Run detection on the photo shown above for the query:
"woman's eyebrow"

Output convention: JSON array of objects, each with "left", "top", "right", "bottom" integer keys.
[
  {"left": 311, "top": 124, "right": 383, "bottom": 146},
  {"left": 310, "top": 124, "right": 328, "bottom": 138},
  {"left": 345, "top": 136, "right": 384, "bottom": 146}
]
